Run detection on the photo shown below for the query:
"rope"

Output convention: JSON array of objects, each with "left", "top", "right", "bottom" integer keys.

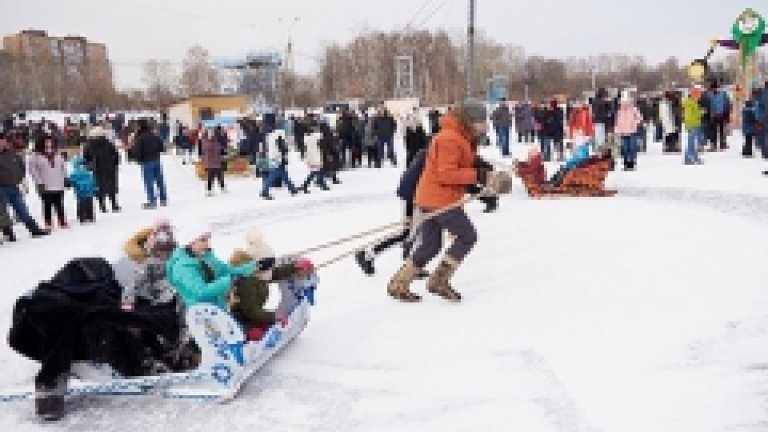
[
  {"left": 291, "top": 220, "right": 405, "bottom": 256},
  {"left": 315, "top": 193, "right": 483, "bottom": 269}
]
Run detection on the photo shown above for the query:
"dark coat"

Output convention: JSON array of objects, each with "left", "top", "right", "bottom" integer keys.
[
  {"left": 231, "top": 264, "right": 296, "bottom": 327},
  {"left": 201, "top": 138, "right": 222, "bottom": 169},
  {"left": 541, "top": 107, "right": 565, "bottom": 141},
  {"left": 373, "top": 114, "right": 397, "bottom": 140},
  {"left": 8, "top": 258, "right": 171, "bottom": 386},
  {"left": 318, "top": 125, "right": 340, "bottom": 172},
  {"left": 0, "top": 149, "right": 25, "bottom": 187},
  {"left": 405, "top": 125, "right": 428, "bottom": 166},
  {"left": 397, "top": 149, "right": 427, "bottom": 203},
  {"left": 83, "top": 137, "right": 120, "bottom": 195},
  {"left": 131, "top": 131, "right": 164, "bottom": 163}
]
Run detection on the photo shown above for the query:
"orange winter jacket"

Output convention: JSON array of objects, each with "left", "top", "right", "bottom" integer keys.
[
  {"left": 414, "top": 113, "right": 478, "bottom": 210},
  {"left": 568, "top": 107, "right": 594, "bottom": 139}
]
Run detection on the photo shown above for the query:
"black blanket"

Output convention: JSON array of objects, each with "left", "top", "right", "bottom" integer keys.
[{"left": 8, "top": 258, "right": 175, "bottom": 386}]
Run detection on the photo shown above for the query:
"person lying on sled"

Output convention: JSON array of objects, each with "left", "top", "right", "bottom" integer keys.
[{"left": 229, "top": 229, "right": 314, "bottom": 341}]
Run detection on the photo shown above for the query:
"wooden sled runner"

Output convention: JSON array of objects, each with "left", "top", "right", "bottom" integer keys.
[
  {"left": 517, "top": 158, "right": 617, "bottom": 198},
  {"left": 0, "top": 274, "right": 318, "bottom": 404}
]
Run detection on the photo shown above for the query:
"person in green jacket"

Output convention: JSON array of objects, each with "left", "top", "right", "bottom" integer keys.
[
  {"left": 228, "top": 230, "right": 314, "bottom": 340},
  {"left": 683, "top": 86, "right": 705, "bottom": 165},
  {"left": 166, "top": 222, "right": 256, "bottom": 310}
]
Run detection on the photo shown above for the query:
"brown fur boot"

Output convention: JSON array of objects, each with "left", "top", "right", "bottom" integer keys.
[
  {"left": 387, "top": 260, "right": 422, "bottom": 302},
  {"left": 427, "top": 255, "right": 462, "bottom": 301}
]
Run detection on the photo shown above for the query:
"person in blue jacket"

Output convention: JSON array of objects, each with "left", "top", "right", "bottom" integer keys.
[
  {"left": 67, "top": 156, "right": 99, "bottom": 223},
  {"left": 548, "top": 142, "right": 592, "bottom": 186},
  {"left": 166, "top": 222, "right": 256, "bottom": 310},
  {"left": 742, "top": 98, "right": 761, "bottom": 157}
]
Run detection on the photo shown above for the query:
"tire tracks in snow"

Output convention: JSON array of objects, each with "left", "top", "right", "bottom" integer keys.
[
  {"left": 516, "top": 350, "right": 603, "bottom": 432},
  {"left": 208, "top": 192, "right": 396, "bottom": 236},
  {"left": 619, "top": 187, "right": 768, "bottom": 227}
]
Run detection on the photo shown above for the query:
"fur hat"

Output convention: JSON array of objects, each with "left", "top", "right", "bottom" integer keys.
[
  {"left": 176, "top": 220, "right": 212, "bottom": 246},
  {"left": 245, "top": 229, "right": 275, "bottom": 262},
  {"left": 145, "top": 220, "right": 177, "bottom": 253}
]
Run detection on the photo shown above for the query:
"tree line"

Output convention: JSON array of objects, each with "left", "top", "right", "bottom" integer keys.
[{"left": 1, "top": 28, "right": 758, "bottom": 114}]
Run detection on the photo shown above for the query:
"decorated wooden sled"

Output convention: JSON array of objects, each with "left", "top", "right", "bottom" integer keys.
[
  {"left": 517, "top": 158, "right": 617, "bottom": 198},
  {"left": 0, "top": 273, "right": 318, "bottom": 404}
]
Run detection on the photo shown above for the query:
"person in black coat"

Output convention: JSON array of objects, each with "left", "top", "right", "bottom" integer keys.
[
  {"left": 373, "top": 108, "right": 398, "bottom": 166},
  {"left": 405, "top": 123, "right": 428, "bottom": 167},
  {"left": 83, "top": 127, "right": 121, "bottom": 212},
  {"left": 318, "top": 122, "right": 341, "bottom": 184},
  {"left": 541, "top": 101, "right": 565, "bottom": 161},
  {"left": 337, "top": 108, "right": 359, "bottom": 168},
  {"left": 131, "top": 120, "right": 167, "bottom": 209}
]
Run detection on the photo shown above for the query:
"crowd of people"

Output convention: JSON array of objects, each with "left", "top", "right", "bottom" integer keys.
[
  {"left": 489, "top": 81, "right": 768, "bottom": 174},
  {"left": 2, "top": 80, "right": 766, "bottom": 247}
]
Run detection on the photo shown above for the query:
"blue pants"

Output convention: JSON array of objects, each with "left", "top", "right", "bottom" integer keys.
[
  {"left": 496, "top": 126, "right": 510, "bottom": 156},
  {"left": 620, "top": 134, "right": 638, "bottom": 167},
  {"left": 377, "top": 137, "right": 396, "bottom": 165},
  {"left": 261, "top": 166, "right": 296, "bottom": 196},
  {"left": 758, "top": 130, "right": 768, "bottom": 158},
  {"left": 301, "top": 170, "right": 327, "bottom": 190},
  {"left": 141, "top": 159, "right": 167, "bottom": 204},
  {"left": 0, "top": 186, "right": 36, "bottom": 229},
  {"left": 539, "top": 137, "right": 552, "bottom": 162},
  {"left": 685, "top": 127, "right": 702, "bottom": 164}
]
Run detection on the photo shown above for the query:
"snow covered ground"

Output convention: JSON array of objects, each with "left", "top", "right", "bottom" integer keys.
[{"left": 1, "top": 133, "right": 768, "bottom": 432}]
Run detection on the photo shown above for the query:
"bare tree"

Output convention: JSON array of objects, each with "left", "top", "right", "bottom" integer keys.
[
  {"left": 143, "top": 59, "right": 178, "bottom": 108},
  {"left": 180, "top": 45, "right": 219, "bottom": 96}
]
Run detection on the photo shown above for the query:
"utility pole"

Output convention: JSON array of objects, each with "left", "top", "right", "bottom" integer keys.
[{"left": 466, "top": 0, "right": 475, "bottom": 100}]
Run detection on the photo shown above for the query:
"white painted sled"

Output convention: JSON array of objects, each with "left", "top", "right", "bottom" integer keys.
[{"left": 0, "top": 274, "right": 318, "bottom": 404}]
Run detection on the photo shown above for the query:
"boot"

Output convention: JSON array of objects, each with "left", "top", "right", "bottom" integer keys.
[
  {"left": 26, "top": 220, "right": 50, "bottom": 238},
  {"left": 58, "top": 216, "right": 69, "bottom": 229},
  {"left": 427, "top": 255, "right": 463, "bottom": 301},
  {"left": 107, "top": 194, "right": 120, "bottom": 211},
  {"left": 2, "top": 226, "right": 16, "bottom": 242},
  {"left": 35, "top": 375, "right": 66, "bottom": 421},
  {"left": 98, "top": 197, "right": 107, "bottom": 213},
  {"left": 355, "top": 250, "right": 375, "bottom": 276},
  {"left": 387, "top": 260, "right": 422, "bottom": 302}
]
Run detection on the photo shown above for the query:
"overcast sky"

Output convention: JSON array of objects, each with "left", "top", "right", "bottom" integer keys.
[{"left": 0, "top": 0, "right": 756, "bottom": 89}]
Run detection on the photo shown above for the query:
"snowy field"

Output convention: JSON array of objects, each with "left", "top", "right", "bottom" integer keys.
[{"left": 1, "top": 133, "right": 768, "bottom": 432}]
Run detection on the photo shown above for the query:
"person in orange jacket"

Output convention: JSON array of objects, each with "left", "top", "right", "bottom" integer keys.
[{"left": 387, "top": 102, "right": 502, "bottom": 302}]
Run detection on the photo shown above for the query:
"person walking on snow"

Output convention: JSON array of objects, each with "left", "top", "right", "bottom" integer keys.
[
  {"left": 0, "top": 132, "right": 49, "bottom": 239},
  {"left": 386, "top": 102, "right": 504, "bottom": 302}
]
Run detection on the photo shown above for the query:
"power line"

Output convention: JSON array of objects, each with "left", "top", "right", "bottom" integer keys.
[
  {"left": 415, "top": 0, "right": 454, "bottom": 28},
  {"left": 404, "top": 0, "right": 438, "bottom": 29}
]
